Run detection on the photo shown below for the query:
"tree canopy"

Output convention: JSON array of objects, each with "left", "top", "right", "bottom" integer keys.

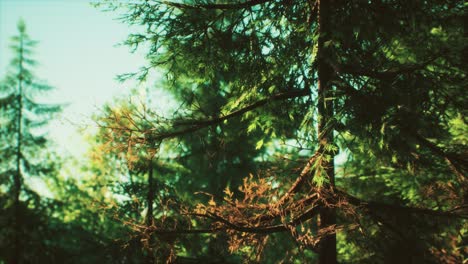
[
  {"left": 0, "top": 1, "right": 466, "bottom": 263},
  {"left": 92, "top": 0, "right": 467, "bottom": 263}
]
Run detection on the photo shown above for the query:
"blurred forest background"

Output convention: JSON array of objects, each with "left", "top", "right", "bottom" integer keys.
[{"left": 0, "top": 1, "right": 467, "bottom": 263}]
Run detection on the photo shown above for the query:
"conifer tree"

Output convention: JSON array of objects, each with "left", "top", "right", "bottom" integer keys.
[
  {"left": 0, "top": 20, "right": 61, "bottom": 264},
  {"left": 97, "top": 1, "right": 467, "bottom": 262}
]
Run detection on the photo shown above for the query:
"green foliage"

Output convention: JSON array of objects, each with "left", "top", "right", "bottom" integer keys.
[
  {"left": 91, "top": 0, "right": 467, "bottom": 263},
  {"left": 0, "top": 19, "right": 62, "bottom": 191},
  {"left": 0, "top": 1, "right": 465, "bottom": 263}
]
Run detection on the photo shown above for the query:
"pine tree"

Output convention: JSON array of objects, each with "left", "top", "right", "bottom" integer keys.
[
  {"left": 97, "top": 1, "right": 467, "bottom": 262},
  {"left": 0, "top": 20, "right": 61, "bottom": 264}
]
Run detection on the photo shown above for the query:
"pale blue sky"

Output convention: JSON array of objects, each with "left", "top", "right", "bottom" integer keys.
[{"left": 0, "top": 0, "right": 149, "bottom": 157}]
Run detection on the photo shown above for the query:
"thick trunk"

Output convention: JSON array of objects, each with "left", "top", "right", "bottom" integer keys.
[
  {"left": 13, "top": 31, "right": 24, "bottom": 264},
  {"left": 317, "top": 0, "right": 337, "bottom": 263}
]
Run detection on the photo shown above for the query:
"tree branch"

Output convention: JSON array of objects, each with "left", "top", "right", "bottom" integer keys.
[
  {"left": 275, "top": 151, "right": 321, "bottom": 207},
  {"left": 160, "top": 0, "right": 273, "bottom": 10},
  {"left": 410, "top": 132, "right": 467, "bottom": 178},
  {"left": 338, "top": 189, "right": 468, "bottom": 219},
  {"left": 330, "top": 56, "right": 439, "bottom": 79},
  {"left": 147, "top": 227, "right": 223, "bottom": 234},
  {"left": 210, "top": 203, "right": 322, "bottom": 234},
  {"left": 146, "top": 89, "right": 309, "bottom": 141},
  {"left": 141, "top": 187, "right": 466, "bottom": 241},
  {"left": 145, "top": 202, "right": 322, "bottom": 236}
]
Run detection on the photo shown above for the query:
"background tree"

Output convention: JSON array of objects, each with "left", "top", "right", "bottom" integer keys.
[
  {"left": 94, "top": 1, "right": 467, "bottom": 263},
  {"left": 0, "top": 20, "right": 62, "bottom": 264}
]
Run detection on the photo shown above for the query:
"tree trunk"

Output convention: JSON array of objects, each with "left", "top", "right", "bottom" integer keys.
[
  {"left": 146, "top": 158, "right": 155, "bottom": 264},
  {"left": 13, "top": 30, "right": 25, "bottom": 264},
  {"left": 316, "top": 0, "right": 337, "bottom": 263},
  {"left": 146, "top": 158, "right": 154, "bottom": 226}
]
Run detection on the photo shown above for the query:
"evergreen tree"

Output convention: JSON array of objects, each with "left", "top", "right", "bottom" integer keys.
[
  {"left": 96, "top": 1, "right": 467, "bottom": 262},
  {"left": 0, "top": 20, "right": 61, "bottom": 264}
]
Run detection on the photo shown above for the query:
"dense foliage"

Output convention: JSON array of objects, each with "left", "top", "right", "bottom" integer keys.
[
  {"left": 1, "top": 1, "right": 467, "bottom": 263},
  {"left": 92, "top": 0, "right": 467, "bottom": 263}
]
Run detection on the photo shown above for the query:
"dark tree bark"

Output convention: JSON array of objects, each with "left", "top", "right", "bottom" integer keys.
[
  {"left": 316, "top": 0, "right": 337, "bottom": 263},
  {"left": 146, "top": 158, "right": 154, "bottom": 227}
]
